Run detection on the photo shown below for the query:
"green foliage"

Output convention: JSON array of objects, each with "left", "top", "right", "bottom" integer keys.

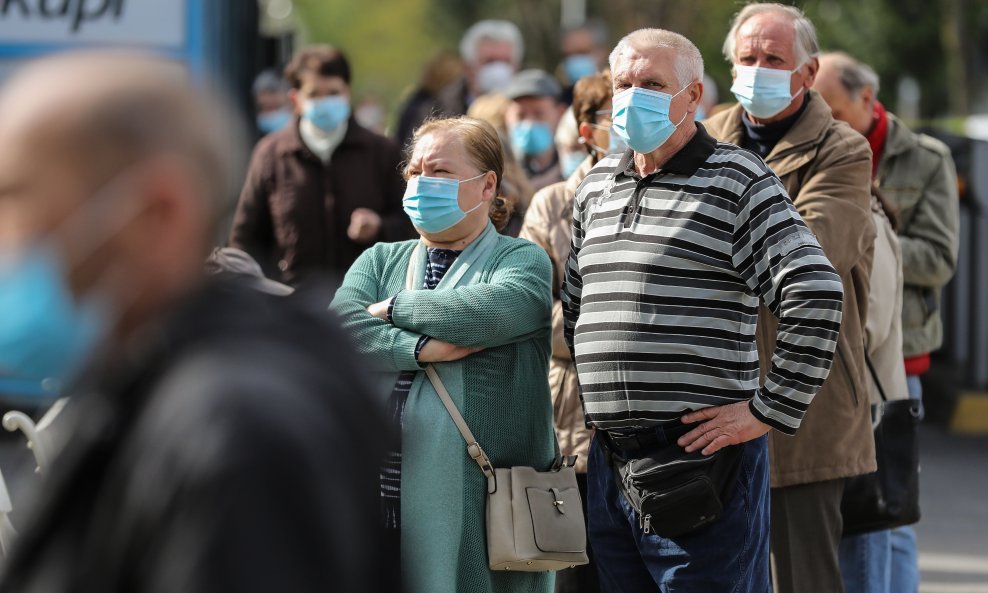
[{"left": 289, "top": 0, "right": 983, "bottom": 125}]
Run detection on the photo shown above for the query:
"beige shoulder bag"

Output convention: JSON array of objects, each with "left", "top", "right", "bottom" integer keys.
[{"left": 424, "top": 366, "right": 589, "bottom": 572}]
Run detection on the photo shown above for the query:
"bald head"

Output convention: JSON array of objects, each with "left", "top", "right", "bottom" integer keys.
[
  {"left": 813, "top": 52, "right": 879, "bottom": 136},
  {"left": 0, "top": 52, "right": 232, "bottom": 218},
  {"left": 0, "top": 51, "right": 239, "bottom": 340}
]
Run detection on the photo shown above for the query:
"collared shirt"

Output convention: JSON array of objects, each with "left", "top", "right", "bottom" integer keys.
[
  {"left": 299, "top": 117, "right": 348, "bottom": 163},
  {"left": 562, "top": 123, "right": 844, "bottom": 435}
]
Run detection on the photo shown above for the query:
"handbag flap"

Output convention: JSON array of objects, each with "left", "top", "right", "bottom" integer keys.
[{"left": 525, "top": 487, "right": 586, "bottom": 553}]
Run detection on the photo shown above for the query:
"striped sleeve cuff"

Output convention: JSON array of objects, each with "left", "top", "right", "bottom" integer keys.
[{"left": 749, "top": 391, "right": 799, "bottom": 436}]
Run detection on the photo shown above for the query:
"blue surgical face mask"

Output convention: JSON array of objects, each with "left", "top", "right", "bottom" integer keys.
[
  {"left": 402, "top": 173, "right": 487, "bottom": 234},
  {"left": 730, "top": 64, "right": 805, "bottom": 119},
  {"left": 0, "top": 245, "right": 108, "bottom": 393},
  {"left": 0, "top": 169, "right": 143, "bottom": 395},
  {"left": 303, "top": 95, "right": 350, "bottom": 133},
  {"left": 560, "top": 151, "right": 586, "bottom": 178},
  {"left": 257, "top": 108, "right": 292, "bottom": 134},
  {"left": 510, "top": 120, "right": 555, "bottom": 157},
  {"left": 563, "top": 54, "right": 597, "bottom": 84},
  {"left": 589, "top": 122, "right": 630, "bottom": 156},
  {"left": 611, "top": 85, "right": 690, "bottom": 154}
]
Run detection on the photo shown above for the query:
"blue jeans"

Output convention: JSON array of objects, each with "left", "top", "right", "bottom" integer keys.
[
  {"left": 587, "top": 434, "right": 770, "bottom": 593},
  {"left": 839, "top": 529, "right": 892, "bottom": 593}
]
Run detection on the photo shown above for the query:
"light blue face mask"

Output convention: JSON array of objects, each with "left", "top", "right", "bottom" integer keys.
[
  {"left": 0, "top": 244, "right": 108, "bottom": 396},
  {"left": 611, "top": 85, "right": 690, "bottom": 154},
  {"left": 730, "top": 64, "right": 805, "bottom": 119},
  {"left": 589, "top": 122, "right": 630, "bottom": 156},
  {"left": 303, "top": 95, "right": 350, "bottom": 133},
  {"left": 563, "top": 54, "right": 598, "bottom": 83},
  {"left": 560, "top": 151, "right": 587, "bottom": 178},
  {"left": 510, "top": 121, "right": 555, "bottom": 157},
  {"left": 402, "top": 173, "right": 487, "bottom": 234},
  {"left": 0, "top": 170, "right": 142, "bottom": 396},
  {"left": 256, "top": 108, "right": 292, "bottom": 134}
]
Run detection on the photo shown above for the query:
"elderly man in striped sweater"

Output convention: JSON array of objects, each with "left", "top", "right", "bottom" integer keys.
[{"left": 562, "top": 28, "right": 844, "bottom": 592}]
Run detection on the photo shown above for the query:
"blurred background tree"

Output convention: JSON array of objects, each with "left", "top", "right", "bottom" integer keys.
[{"left": 284, "top": 0, "right": 987, "bottom": 131}]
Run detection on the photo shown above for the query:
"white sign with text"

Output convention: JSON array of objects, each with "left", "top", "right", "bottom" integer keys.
[{"left": 0, "top": 0, "right": 186, "bottom": 48}]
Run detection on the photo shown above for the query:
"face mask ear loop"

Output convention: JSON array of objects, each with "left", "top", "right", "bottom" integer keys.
[{"left": 459, "top": 171, "right": 492, "bottom": 215}]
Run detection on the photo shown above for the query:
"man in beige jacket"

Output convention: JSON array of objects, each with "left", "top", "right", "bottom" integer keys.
[
  {"left": 519, "top": 70, "right": 616, "bottom": 593},
  {"left": 704, "top": 5, "right": 876, "bottom": 593}
]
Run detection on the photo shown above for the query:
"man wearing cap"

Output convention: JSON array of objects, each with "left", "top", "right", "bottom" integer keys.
[
  {"left": 504, "top": 69, "right": 568, "bottom": 192},
  {"left": 562, "top": 28, "right": 843, "bottom": 592}
]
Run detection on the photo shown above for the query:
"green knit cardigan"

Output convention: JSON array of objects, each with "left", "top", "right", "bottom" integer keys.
[{"left": 331, "top": 226, "right": 557, "bottom": 593}]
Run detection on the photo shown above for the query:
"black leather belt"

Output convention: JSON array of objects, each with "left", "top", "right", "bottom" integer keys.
[{"left": 600, "top": 422, "right": 695, "bottom": 457}]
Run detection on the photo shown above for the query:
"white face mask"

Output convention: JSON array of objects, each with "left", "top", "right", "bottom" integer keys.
[{"left": 475, "top": 61, "right": 515, "bottom": 94}]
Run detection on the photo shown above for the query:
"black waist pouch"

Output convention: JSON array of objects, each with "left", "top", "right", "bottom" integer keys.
[{"left": 605, "top": 425, "right": 744, "bottom": 538}]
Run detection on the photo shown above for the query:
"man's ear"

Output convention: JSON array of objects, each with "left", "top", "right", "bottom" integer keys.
[
  {"left": 689, "top": 80, "right": 704, "bottom": 113},
  {"left": 802, "top": 57, "right": 820, "bottom": 88},
  {"left": 860, "top": 85, "right": 875, "bottom": 109}
]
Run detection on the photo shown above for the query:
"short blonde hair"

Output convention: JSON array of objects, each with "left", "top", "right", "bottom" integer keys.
[{"left": 405, "top": 116, "right": 516, "bottom": 231}]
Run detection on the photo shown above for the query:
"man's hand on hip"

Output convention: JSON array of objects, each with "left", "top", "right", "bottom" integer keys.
[{"left": 677, "top": 401, "right": 771, "bottom": 455}]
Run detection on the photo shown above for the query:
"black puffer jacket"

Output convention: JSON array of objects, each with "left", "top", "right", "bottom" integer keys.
[{"left": 0, "top": 278, "right": 395, "bottom": 593}]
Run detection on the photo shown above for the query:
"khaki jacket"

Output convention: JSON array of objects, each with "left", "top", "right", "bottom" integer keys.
[
  {"left": 867, "top": 198, "right": 909, "bottom": 403},
  {"left": 519, "top": 156, "right": 593, "bottom": 472},
  {"left": 705, "top": 92, "right": 877, "bottom": 487},
  {"left": 877, "top": 114, "right": 960, "bottom": 357}
]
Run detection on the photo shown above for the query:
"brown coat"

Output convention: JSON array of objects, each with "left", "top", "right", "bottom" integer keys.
[
  {"left": 519, "top": 156, "right": 593, "bottom": 472},
  {"left": 705, "top": 92, "right": 877, "bottom": 487},
  {"left": 229, "top": 118, "right": 412, "bottom": 286}
]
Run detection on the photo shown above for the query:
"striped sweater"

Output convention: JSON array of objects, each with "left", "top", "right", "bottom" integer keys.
[{"left": 562, "top": 124, "right": 844, "bottom": 435}]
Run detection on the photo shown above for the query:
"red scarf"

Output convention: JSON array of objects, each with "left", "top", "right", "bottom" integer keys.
[{"left": 866, "top": 101, "right": 889, "bottom": 178}]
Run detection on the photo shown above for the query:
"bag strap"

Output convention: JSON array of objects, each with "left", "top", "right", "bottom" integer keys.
[
  {"left": 424, "top": 365, "right": 497, "bottom": 493},
  {"left": 864, "top": 352, "right": 889, "bottom": 403}
]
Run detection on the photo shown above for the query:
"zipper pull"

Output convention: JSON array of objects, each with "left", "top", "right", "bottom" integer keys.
[{"left": 641, "top": 513, "right": 652, "bottom": 535}]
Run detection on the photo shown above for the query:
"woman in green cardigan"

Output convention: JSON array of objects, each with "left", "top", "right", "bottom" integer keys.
[{"left": 331, "top": 116, "right": 557, "bottom": 593}]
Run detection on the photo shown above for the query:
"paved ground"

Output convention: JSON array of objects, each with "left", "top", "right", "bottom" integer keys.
[
  {"left": 0, "top": 414, "right": 985, "bottom": 589},
  {"left": 915, "top": 425, "right": 988, "bottom": 592}
]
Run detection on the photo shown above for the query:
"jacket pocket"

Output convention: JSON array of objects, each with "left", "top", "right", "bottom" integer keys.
[{"left": 833, "top": 343, "right": 861, "bottom": 407}]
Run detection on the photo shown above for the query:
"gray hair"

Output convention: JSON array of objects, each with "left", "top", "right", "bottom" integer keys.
[
  {"left": 608, "top": 29, "right": 704, "bottom": 89},
  {"left": 460, "top": 20, "right": 524, "bottom": 66},
  {"left": 723, "top": 3, "right": 819, "bottom": 66},
  {"left": 821, "top": 51, "right": 881, "bottom": 97}
]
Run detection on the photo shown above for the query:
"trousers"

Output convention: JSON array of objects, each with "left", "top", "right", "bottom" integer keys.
[{"left": 587, "top": 434, "right": 770, "bottom": 592}]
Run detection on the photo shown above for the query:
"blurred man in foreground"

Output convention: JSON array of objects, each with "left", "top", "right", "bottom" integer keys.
[{"left": 0, "top": 51, "right": 391, "bottom": 593}]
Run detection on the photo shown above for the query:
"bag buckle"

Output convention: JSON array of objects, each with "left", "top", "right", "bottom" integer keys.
[
  {"left": 467, "top": 442, "right": 497, "bottom": 493},
  {"left": 551, "top": 487, "right": 566, "bottom": 514}
]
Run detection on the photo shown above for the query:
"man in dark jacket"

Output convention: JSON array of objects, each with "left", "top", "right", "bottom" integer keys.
[
  {"left": 0, "top": 51, "right": 393, "bottom": 593},
  {"left": 230, "top": 45, "right": 412, "bottom": 288}
]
